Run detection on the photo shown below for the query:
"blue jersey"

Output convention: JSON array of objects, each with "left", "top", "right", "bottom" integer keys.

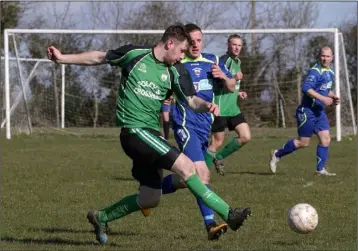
[
  {"left": 171, "top": 53, "right": 232, "bottom": 134},
  {"left": 301, "top": 63, "right": 334, "bottom": 112}
]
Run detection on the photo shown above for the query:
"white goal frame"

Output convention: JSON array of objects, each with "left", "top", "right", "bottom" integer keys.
[
  {"left": 3, "top": 28, "right": 355, "bottom": 141},
  {"left": 1, "top": 56, "right": 66, "bottom": 130}
]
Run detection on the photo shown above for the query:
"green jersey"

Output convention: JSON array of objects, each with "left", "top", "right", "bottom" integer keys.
[
  {"left": 105, "top": 45, "right": 196, "bottom": 132},
  {"left": 213, "top": 53, "right": 242, "bottom": 117}
]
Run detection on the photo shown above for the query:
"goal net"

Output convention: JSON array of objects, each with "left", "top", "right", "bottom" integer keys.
[{"left": 2, "top": 28, "right": 356, "bottom": 141}]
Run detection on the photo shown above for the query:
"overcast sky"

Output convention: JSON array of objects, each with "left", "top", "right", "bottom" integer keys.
[
  {"left": 19, "top": 1, "right": 357, "bottom": 29},
  {"left": 315, "top": 2, "right": 356, "bottom": 28}
]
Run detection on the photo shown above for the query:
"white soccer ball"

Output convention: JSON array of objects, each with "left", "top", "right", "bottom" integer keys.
[{"left": 287, "top": 203, "right": 318, "bottom": 234}]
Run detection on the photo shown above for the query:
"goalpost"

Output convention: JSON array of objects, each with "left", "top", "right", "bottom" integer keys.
[
  {"left": 2, "top": 28, "right": 356, "bottom": 140},
  {"left": 0, "top": 56, "right": 66, "bottom": 130}
]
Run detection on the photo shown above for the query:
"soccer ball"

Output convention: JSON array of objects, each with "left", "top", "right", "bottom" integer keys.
[{"left": 287, "top": 203, "right": 318, "bottom": 234}]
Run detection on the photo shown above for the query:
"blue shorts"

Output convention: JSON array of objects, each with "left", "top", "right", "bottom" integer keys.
[
  {"left": 161, "top": 104, "right": 171, "bottom": 113},
  {"left": 296, "top": 106, "right": 330, "bottom": 137},
  {"left": 173, "top": 125, "right": 209, "bottom": 162}
]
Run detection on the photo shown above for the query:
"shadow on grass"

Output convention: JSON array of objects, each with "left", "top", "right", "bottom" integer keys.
[
  {"left": 272, "top": 240, "right": 300, "bottom": 246},
  {"left": 28, "top": 227, "right": 137, "bottom": 236},
  {"left": 173, "top": 234, "right": 187, "bottom": 240},
  {"left": 112, "top": 177, "right": 135, "bottom": 181},
  {"left": 1, "top": 236, "right": 119, "bottom": 246},
  {"left": 225, "top": 171, "right": 285, "bottom": 176}
]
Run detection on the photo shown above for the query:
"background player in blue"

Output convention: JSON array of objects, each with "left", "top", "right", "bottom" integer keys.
[
  {"left": 270, "top": 46, "right": 340, "bottom": 176},
  {"left": 160, "top": 23, "right": 244, "bottom": 240}
]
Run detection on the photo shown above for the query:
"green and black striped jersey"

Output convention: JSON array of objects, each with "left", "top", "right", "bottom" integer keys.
[
  {"left": 213, "top": 53, "right": 242, "bottom": 116},
  {"left": 105, "top": 44, "right": 196, "bottom": 132}
]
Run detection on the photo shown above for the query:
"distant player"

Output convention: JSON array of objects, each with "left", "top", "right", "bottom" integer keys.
[
  {"left": 270, "top": 46, "right": 339, "bottom": 176},
  {"left": 160, "top": 96, "right": 172, "bottom": 140},
  {"left": 47, "top": 23, "right": 251, "bottom": 245},
  {"left": 207, "top": 34, "right": 251, "bottom": 176},
  {"left": 160, "top": 24, "right": 250, "bottom": 241}
]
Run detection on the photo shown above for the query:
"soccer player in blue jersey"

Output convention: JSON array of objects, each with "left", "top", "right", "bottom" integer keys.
[
  {"left": 161, "top": 23, "right": 251, "bottom": 240},
  {"left": 270, "top": 46, "right": 340, "bottom": 176}
]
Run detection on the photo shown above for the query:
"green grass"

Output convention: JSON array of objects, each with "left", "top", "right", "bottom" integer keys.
[{"left": 1, "top": 130, "right": 356, "bottom": 250}]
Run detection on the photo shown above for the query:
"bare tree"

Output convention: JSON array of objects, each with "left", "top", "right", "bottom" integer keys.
[
  {"left": 180, "top": 2, "right": 233, "bottom": 50},
  {"left": 9, "top": 2, "right": 105, "bottom": 128},
  {"left": 259, "top": 2, "right": 319, "bottom": 127}
]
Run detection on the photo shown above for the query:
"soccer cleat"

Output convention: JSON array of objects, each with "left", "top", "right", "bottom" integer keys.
[
  {"left": 270, "top": 150, "right": 280, "bottom": 173},
  {"left": 226, "top": 207, "right": 251, "bottom": 231},
  {"left": 141, "top": 208, "right": 151, "bottom": 217},
  {"left": 87, "top": 211, "right": 108, "bottom": 244},
  {"left": 315, "top": 168, "right": 336, "bottom": 176},
  {"left": 206, "top": 222, "right": 228, "bottom": 240},
  {"left": 213, "top": 159, "right": 225, "bottom": 176}
]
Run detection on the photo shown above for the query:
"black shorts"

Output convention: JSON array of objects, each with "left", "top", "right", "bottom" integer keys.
[
  {"left": 211, "top": 113, "right": 247, "bottom": 133},
  {"left": 120, "top": 128, "right": 181, "bottom": 189}
]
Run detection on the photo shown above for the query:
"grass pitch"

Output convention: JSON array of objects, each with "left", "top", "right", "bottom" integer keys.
[{"left": 1, "top": 128, "right": 356, "bottom": 250}]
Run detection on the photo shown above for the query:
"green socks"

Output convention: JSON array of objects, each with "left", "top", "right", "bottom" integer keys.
[
  {"left": 185, "top": 173, "right": 230, "bottom": 220},
  {"left": 98, "top": 194, "right": 141, "bottom": 226},
  {"left": 204, "top": 150, "right": 216, "bottom": 168},
  {"left": 216, "top": 137, "right": 242, "bottom": 160}
]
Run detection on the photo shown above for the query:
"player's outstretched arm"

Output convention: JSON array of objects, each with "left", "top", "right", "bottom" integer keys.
[
  {"left": 185, "top": 96, "right": 219, "bottom": 116},
  {"left": 47, "top": 46, "right": 106, "bottom": 65}
]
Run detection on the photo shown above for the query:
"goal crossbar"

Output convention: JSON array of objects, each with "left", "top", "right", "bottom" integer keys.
[{"left": 5, "top": 28, "right": 337, "bottom": 35}]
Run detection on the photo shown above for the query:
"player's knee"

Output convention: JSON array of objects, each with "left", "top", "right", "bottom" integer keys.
[
  {"left": 137, "top": 187, "right": 161, "bottom": 208},
  {"left": 196, "top": 164, "right": 210, "bottom": 184},
  {"left": 320, "top": 136, "right": 331, "bottom": 147},
  {"left": 239, "top": 133, "right": 251, "bottom": 144},
  {"left": 296, "top": 138, "right": 310, "bottom": 148},
  {"left": 171, "top": 154, "right": 196, "bottom": 180},
  {"left": 212, "top": 136, "right": 224, "bottom": 149},
  {"left": 201, "top": 173, "right": 210, "bottom": 184}
]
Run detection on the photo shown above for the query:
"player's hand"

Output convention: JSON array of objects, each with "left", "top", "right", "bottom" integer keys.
[
  {"left": 163, "top": 99, "right": 171, "bottom": 105},
  {"left": 211, "top": 62, "right": 226, "bottom": 80},
  {"left": 47, "top": 46, "right": 63, "bottom": 63},
  {"left": 332, "top": 96, "right": 340, "bottom": 105},
  {"left": 238, "top": 91, "right": 247, "bottom": 99},
  {"left": 207, "top": 103, "right": 219, "bottom": 116},
  {"left": 322, "top": 96, "right": 333, "bottom": 106},
  {"left": 235, "top": 72, "right": 243, "bottom": 81}
]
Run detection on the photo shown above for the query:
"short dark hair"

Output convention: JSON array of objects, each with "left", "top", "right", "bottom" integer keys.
[
  {"left": 227, "top": 34, "right": 241, "bottom": 43},
  {"left": 184, "top": 23, "right": 202, "bottom": 34},
  {"left": 161, "top": 23, "right": 190, "bottom": 43}
]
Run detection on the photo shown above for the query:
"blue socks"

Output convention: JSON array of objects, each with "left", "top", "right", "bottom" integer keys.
[
  {"left": 316, "top": 144, "right": 328, "bottom": 171},
  {"left": 162, "top": 174, "right": 176, "bottom": 194},
  {"left": 275, "top": 139, "right": 297, "bottom": 158},
  {"left": 275, "top": 139, "right": 329, "bottom": 171},
  {"left": 162, "top": 175, "right": 215, "bottom": 227},
  {"left": 196, "top": 184, "right": 215, "bottom": 228}
]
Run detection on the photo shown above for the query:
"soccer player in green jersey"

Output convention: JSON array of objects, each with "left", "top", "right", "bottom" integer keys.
[
  {"left": 208, "top": 34, "right": 252, "bottom": 175},
  {"left": 47, "top": 24, "right": 251, "bottom": 245}
]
